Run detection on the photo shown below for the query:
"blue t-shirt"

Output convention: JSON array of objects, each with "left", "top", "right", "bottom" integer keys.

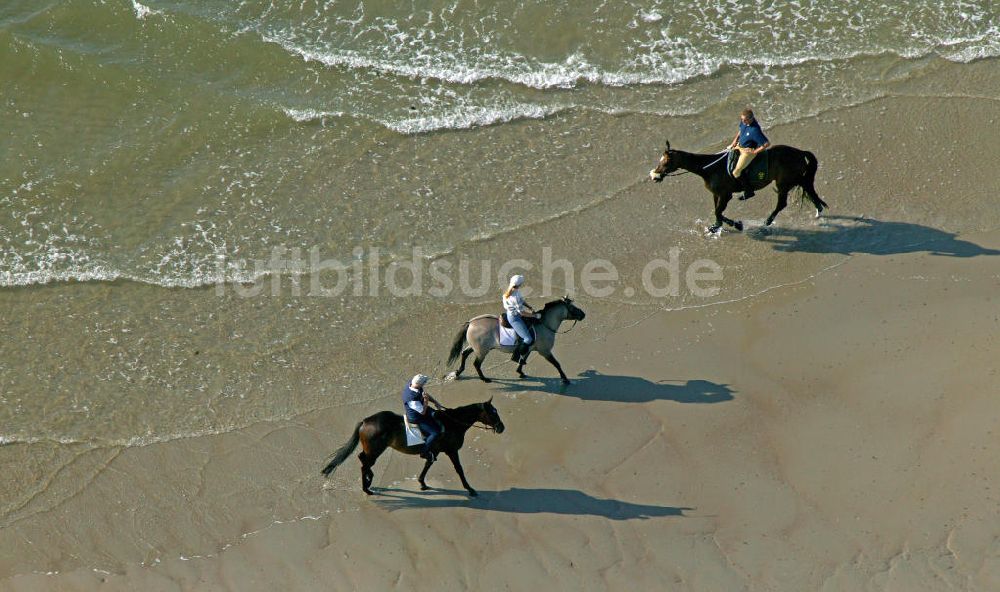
[
  {"left": 738, "top": 120, "right": 769, "bottom": 149},
  {"left": 402, "top": 385, "right": 425, "bottom": 422}
]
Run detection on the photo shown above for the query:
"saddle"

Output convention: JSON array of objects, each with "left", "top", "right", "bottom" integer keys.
[
  {"left": 727, "top": 148, "right": 769, "bottom": 184},
  {"left": 404, "top": 413, "right": 444, "bottom": 446},
  {"left": 498, "top": 311, "right": 538, "bottom": 329},
  {"left": 403, "top": 415, "right": 424, "bottom": 446}
]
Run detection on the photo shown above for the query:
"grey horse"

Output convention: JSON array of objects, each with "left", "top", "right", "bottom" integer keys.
[{"left": 447, "top": 297, "right": 586, "bottom": 385}]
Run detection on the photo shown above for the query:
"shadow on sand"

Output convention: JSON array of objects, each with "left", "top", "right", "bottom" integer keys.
[
  {"left": 489, "top": 369, "right": 735, "bottom": 403},
  {"left": 749, "top": 215, "right": 1000, "bottom": 257},
  {"left": 374, "top": 486, "right": 691, "bottom": 520}
]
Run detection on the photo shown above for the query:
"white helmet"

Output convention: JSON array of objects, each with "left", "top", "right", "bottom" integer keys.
[
  {"left": 508, "top": 274, "right": 525, "bottom": 289},
  {"left": 411, "top": 374, "right": 429, "bottom": 386}
]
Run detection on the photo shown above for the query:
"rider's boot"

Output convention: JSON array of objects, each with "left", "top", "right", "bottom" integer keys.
[{"left": 510, "top": 337, "right": 523, "bottom": 362}]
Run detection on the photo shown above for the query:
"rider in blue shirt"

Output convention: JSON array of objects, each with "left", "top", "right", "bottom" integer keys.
[
  {"left": 728, "top": 108, "right": 771, "bottom": 200},
  {"left": 402, "top": 374, "right": 444, "bottom": 460}
]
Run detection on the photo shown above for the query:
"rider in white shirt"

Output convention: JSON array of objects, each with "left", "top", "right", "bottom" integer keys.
[{"left": 503, "top": 275, "right": 538, "bottom": 363}]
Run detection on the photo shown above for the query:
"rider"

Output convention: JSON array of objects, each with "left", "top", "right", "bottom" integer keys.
[
  {"left": 402, "top": 374, "right": 445, "bottom": 460},
  {"left": 728, "top": 107, "right": 771, "bottom": 200},
  {"left": 503, "top": 274, "right": 539, "bottom": 363}
]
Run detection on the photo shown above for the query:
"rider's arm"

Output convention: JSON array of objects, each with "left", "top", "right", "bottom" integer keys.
[
  {"left": 424, "top": 392, "right": 445, "bottom": 410},
  {"left": 754, "top": 141, "right": 770, "bottom": 155}
]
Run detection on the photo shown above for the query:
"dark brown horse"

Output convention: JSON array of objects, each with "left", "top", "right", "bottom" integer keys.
[
  {"left": 649, "top": 141, "right": 828, "bottom": 233},
  {"left": 320, "top": 399, "right": 505, "bottom": 497}
]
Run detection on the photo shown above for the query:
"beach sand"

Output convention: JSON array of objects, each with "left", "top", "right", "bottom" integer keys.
[{"left": 4, "top": 72, "right": 1000, "bottom": 590}]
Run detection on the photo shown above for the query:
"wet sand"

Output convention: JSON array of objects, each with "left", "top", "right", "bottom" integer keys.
[{"left": 4, "top": 83, "right": 1000, "bottom": 590}]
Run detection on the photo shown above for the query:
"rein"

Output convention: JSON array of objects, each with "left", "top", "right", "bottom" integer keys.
[
  {"left": 704, "top": 150, "right": 729, "bottom": 169},
  {"left": 437, "top": 406, "right": 496, "bottom": 431},
  {"left": 658, "top": 149, "right": 729, "bottom": 177}
]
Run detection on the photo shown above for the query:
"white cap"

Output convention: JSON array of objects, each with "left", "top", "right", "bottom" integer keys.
[
  {"left": 411, "top": 374, "right": 429, "bottom": 386},
  {"left": 508, "top": 274, "right": 525, "bottom": 288}
]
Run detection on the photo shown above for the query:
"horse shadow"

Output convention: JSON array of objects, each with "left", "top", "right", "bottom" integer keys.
[
  {"left": 374, "top": 486, "right": 691, "bottom": 520},
  {"left": 491, "top": 369, "right": 734, "bottom": 404},
  {"left": 750, "top": 215, "right": 1000, "bottom": 257}
]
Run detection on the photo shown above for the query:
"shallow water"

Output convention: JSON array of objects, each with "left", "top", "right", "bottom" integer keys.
[{"left": 2, "top": 2, "right": 1000, "bottom": 572}]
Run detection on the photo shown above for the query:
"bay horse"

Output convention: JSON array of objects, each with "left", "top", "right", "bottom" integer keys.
[
  {"left": 321, "top": 399, "right": 504, "bottom": 497},
  {"left": 447, "top": 297, "right": 586, "bottom": 385},
  {"left": 649, "top": 140, "right": 828, "bottom": 233}
]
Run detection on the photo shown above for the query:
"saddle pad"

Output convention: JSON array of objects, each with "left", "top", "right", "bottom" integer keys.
[
  {"left": 727, "top": 148, "right": 769, "bottom": 182},
  {"left": 498, "top": 324, "right": 518, "bottom": 347},
  {"left": 403, "top": 416, "right": 425, "bottom": 446}
]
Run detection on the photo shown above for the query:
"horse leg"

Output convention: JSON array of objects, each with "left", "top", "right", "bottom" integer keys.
[
  {"left": 358, "top": 450, "right": 378, "bottom": 495},
  {"left": 803, "top": 182, "right": 828, "bottom": 218},
  {"left": 473, "top": 355, "right": 491, "bottom": 383},
  {"left": 417, "top": 457, "right": 435, "bottom": 490},
  {"left": 455, "top": 347, "right": 473, "bottom": 378},
  {"left": 444, "top": 450, "right": 477, "bottom": 497},
  {"left": 540, "top": 352, "right": 571, "bottom": 385},
  {"left": 766, "top": 188, "right": 790, "bottom": 226},
  {"left": 516, "top": 351, "right": 529, "bottom": 378},
  {"left": 710, "top": 193, "right": 742, "bottom": 233}
]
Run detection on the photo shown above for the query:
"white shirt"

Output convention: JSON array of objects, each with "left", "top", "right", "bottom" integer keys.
[
  {"left": 503, "top": 290, "right": 526, "bottom": 316},
  {"left": 407, "top": 386, "right": 425, "bottom": 414}
]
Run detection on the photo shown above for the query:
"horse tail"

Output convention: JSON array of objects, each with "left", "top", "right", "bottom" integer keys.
[
  {"left": 803, "top": 150, "right": 819, "bottom": 181},
  {"left": 447, "top": 322, "right": 471, "bottom": 367},
  {"left": 321, "top": 421, "right": 362, "bottom": 477},
  {"left": 800, "top": 150, "right": 829, "bottom": 209}
]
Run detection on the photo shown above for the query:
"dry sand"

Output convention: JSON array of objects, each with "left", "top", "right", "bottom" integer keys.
[{"left": 4, "top": 89, "right": 1000, "bottom": 591}]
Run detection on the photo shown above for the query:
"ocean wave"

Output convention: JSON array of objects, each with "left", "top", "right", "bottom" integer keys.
[
  {"left": 282, "top": 107, "right": 346, "bottom": 122},
  {"left": 130, "top": 0, "right": 161, "bottom": 21},
  {"left": 0, "top": 426, "right": 233, "bottom": 449},
  {"left": 261, "top": 19, "right": 1000, "bottom": 92},
  {"left": 375, "top": 102, "right": 562, "bottom": 134}
]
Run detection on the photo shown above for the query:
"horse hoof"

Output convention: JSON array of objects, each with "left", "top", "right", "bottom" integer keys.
[
  {"left": 363, "top": 488, "right": 373, "bottom": 496},
  {"left": 481, "top": 378, "right": 492, "bottom": 384},
  {"left": 420, "top": 484, "right": 430, "bottom": 491},
  {"left": 561, "top": 379, "right": 571, "bottom": 386},
  {"left": 765, "top": 217, "right": 774, "bottom": 226},
  {"left": 734, "top": 220, "right": 744, "bottom": 232},
  {"left": 517, "top": 372, "right": 526, "bottom": 379},
  {"left": 468, "top": 489, "right": 478, "bottom": 497},
  {"left": 707, "top": 225, "right": 721, "bottom": 235}
]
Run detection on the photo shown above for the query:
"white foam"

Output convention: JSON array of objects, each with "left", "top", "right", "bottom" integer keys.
[
  {"left": 131, "top": 0, "right": 161, "bottom": 20},
  {"left": 283, "top": 108, "right": 346, "bottom": 122}
]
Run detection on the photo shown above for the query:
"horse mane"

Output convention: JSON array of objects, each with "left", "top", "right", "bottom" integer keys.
[{"left": 540, "top": 298, "right": 570, "bottom": 313}]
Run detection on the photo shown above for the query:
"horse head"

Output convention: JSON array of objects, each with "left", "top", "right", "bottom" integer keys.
[
  {"left": 479, "top": 397, "right": 505, "bottom": 433},
  {"left": 561, "top": 296, "right": 586, "bottom": 321},
  {"left": 649, "top": 140, "right": 676, "bottom": 182},
  {"left": 542, "top": 297, "right": 586, "bottom": 323}
]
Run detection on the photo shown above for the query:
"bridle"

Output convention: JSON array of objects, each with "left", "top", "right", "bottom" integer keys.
[
  {"left": 538, "top": 302, "right": 583, "bottom": 334},
  {"left": 437, "top": 405, "right": 500, "bottom": 432}
]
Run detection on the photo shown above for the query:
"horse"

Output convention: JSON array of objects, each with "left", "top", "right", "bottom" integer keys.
[
  {"left": 649, "top": 140, "right": 829, "bottom": 233},
  {"left": 320, "top": 399, "right": 505, "bottom": 497},
  {"left": 447, "top": 297, "right": 586, "bottom": 385}
]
